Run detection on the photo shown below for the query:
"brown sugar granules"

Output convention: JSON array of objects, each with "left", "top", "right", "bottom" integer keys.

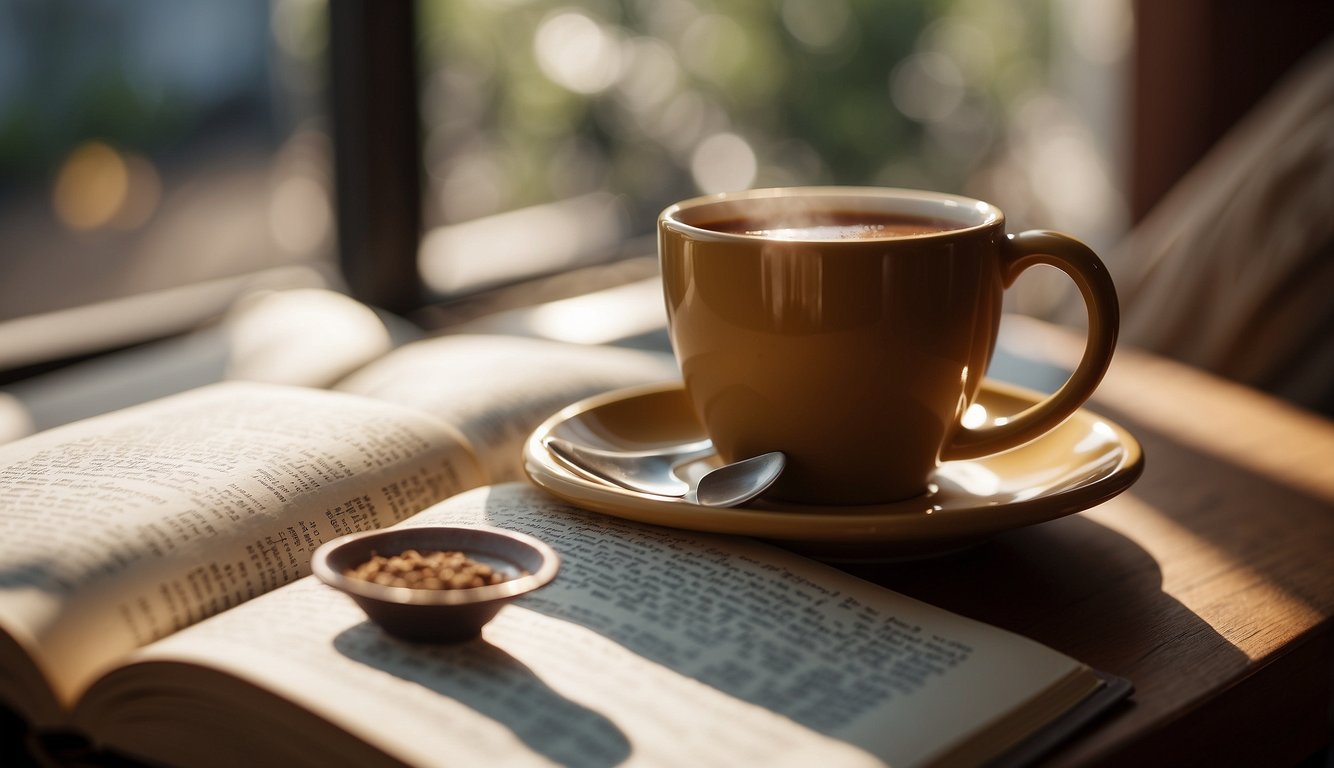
[{"left": 345, "top": 549, "right": 512, "bottom": 590}]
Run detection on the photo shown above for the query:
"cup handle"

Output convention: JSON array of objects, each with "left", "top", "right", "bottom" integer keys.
[{"left": 940, "top": 230, "right": 1119, "bottom": 462}]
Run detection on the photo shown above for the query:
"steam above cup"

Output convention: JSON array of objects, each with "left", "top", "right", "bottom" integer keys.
[{"left": 658, "top": 186, "right": 1119, "bottom": 506}]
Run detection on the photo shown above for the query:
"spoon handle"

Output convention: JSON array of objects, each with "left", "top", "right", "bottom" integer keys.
[
  {"left": 550, "top": 438, "right": 715, "bottom": 463},
  {"left": 544, "top": 437, "right": 698, "bottom": 497},
  {"left": 694, "top": 451, "right": 786, "bottom": 508}
]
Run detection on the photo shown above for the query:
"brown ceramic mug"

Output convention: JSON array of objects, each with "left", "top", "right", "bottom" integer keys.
[{"left": 659, "top": 186, "right": 1119, "bottom": 505}]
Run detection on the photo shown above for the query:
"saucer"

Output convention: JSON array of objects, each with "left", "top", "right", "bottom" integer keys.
[{"left": 523, "top": 381, "right": 1143, "bottom": 561}]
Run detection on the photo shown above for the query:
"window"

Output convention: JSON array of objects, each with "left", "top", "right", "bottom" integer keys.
[
  {"left": 410, "top": 0, "right": 1132, "bottom": 312},
  {"left": 0, "top": 0, "right": 332, "bottom": 371}
]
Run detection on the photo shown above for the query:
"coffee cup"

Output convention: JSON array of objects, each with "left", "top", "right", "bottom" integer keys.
[{"left": 658, "top": 186, "right": 1118, "bottom": 505}]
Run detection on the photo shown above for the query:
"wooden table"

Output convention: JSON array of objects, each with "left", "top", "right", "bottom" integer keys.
[{"left": 852, "top": 316, "right": 1334, "bottom": 767}]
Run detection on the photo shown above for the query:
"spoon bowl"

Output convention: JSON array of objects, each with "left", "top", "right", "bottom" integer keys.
[{"left": 694, "top": 451, "right": 786, "bottom": 507}]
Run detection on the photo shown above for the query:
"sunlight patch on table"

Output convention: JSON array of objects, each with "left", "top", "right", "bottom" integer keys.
[{"left": 1082, "top": 495, "right": 1321, "bottom": 657}]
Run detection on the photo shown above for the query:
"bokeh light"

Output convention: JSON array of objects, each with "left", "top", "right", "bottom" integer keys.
[
  {"left": 780, "top": 0, "right": 851, "bottom": 52},
  {"left": 53, "top": 142, "right": 129, "bottom": 231},
  {"left": 890, "top": 52, "right": 966, "bottom": 124},
  {"left": 412, "top": 0, "right": 1130, "bottom": 286},
  {"left": 52, "top": 141, "right": 161, "bottom": 232},
  {"left": 691, "top": 132, "right": 757, "bottom": 193},
  {"left": 269, "top": 175, "right": 330, "bottom": 255},
  {"left": 534, "top": 10, "right": 624, "bottom": 95}
]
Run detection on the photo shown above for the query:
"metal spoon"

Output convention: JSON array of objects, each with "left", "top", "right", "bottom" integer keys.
[
  {"left": 544, "top": 437, "right": 785, "bottom": 507},
  {"left": 693, "top": 451, "right": 785, "bottom": 507},
  {"left": 544, "top": 437, "right": 714, "bottom": 497}
]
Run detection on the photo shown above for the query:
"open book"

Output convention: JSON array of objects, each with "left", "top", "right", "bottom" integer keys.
[{"left": 0, "top": 333, "right": 1125, "bottom": 767}]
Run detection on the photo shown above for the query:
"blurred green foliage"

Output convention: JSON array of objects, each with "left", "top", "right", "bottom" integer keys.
[{"left": 417, "top": 0, "right": 1053, "bottom": 228}]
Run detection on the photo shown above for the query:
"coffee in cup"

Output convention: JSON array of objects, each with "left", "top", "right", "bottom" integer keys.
[{"left": 658, "top": 186, "right": 1118, "bottom": 505}]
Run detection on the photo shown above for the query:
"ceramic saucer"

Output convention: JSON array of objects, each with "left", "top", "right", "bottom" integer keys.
[{"left": 523, "top": 381, "right": 1143, "bottom": 561}]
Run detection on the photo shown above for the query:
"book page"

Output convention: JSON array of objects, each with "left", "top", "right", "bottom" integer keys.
[
  {"left": 0, "top": 383, "right": 484, "bottom": 722},
  {"left": 79, "top": 484, "right": 1094, "bottom": 767},
  {"left": 334, "top": 335, "right": 679, "bottom": 482}
]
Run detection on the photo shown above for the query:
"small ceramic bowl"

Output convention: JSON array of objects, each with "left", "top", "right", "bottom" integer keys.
[{"left": 311, "top": 525, "right": 560, "bottom": 642}]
